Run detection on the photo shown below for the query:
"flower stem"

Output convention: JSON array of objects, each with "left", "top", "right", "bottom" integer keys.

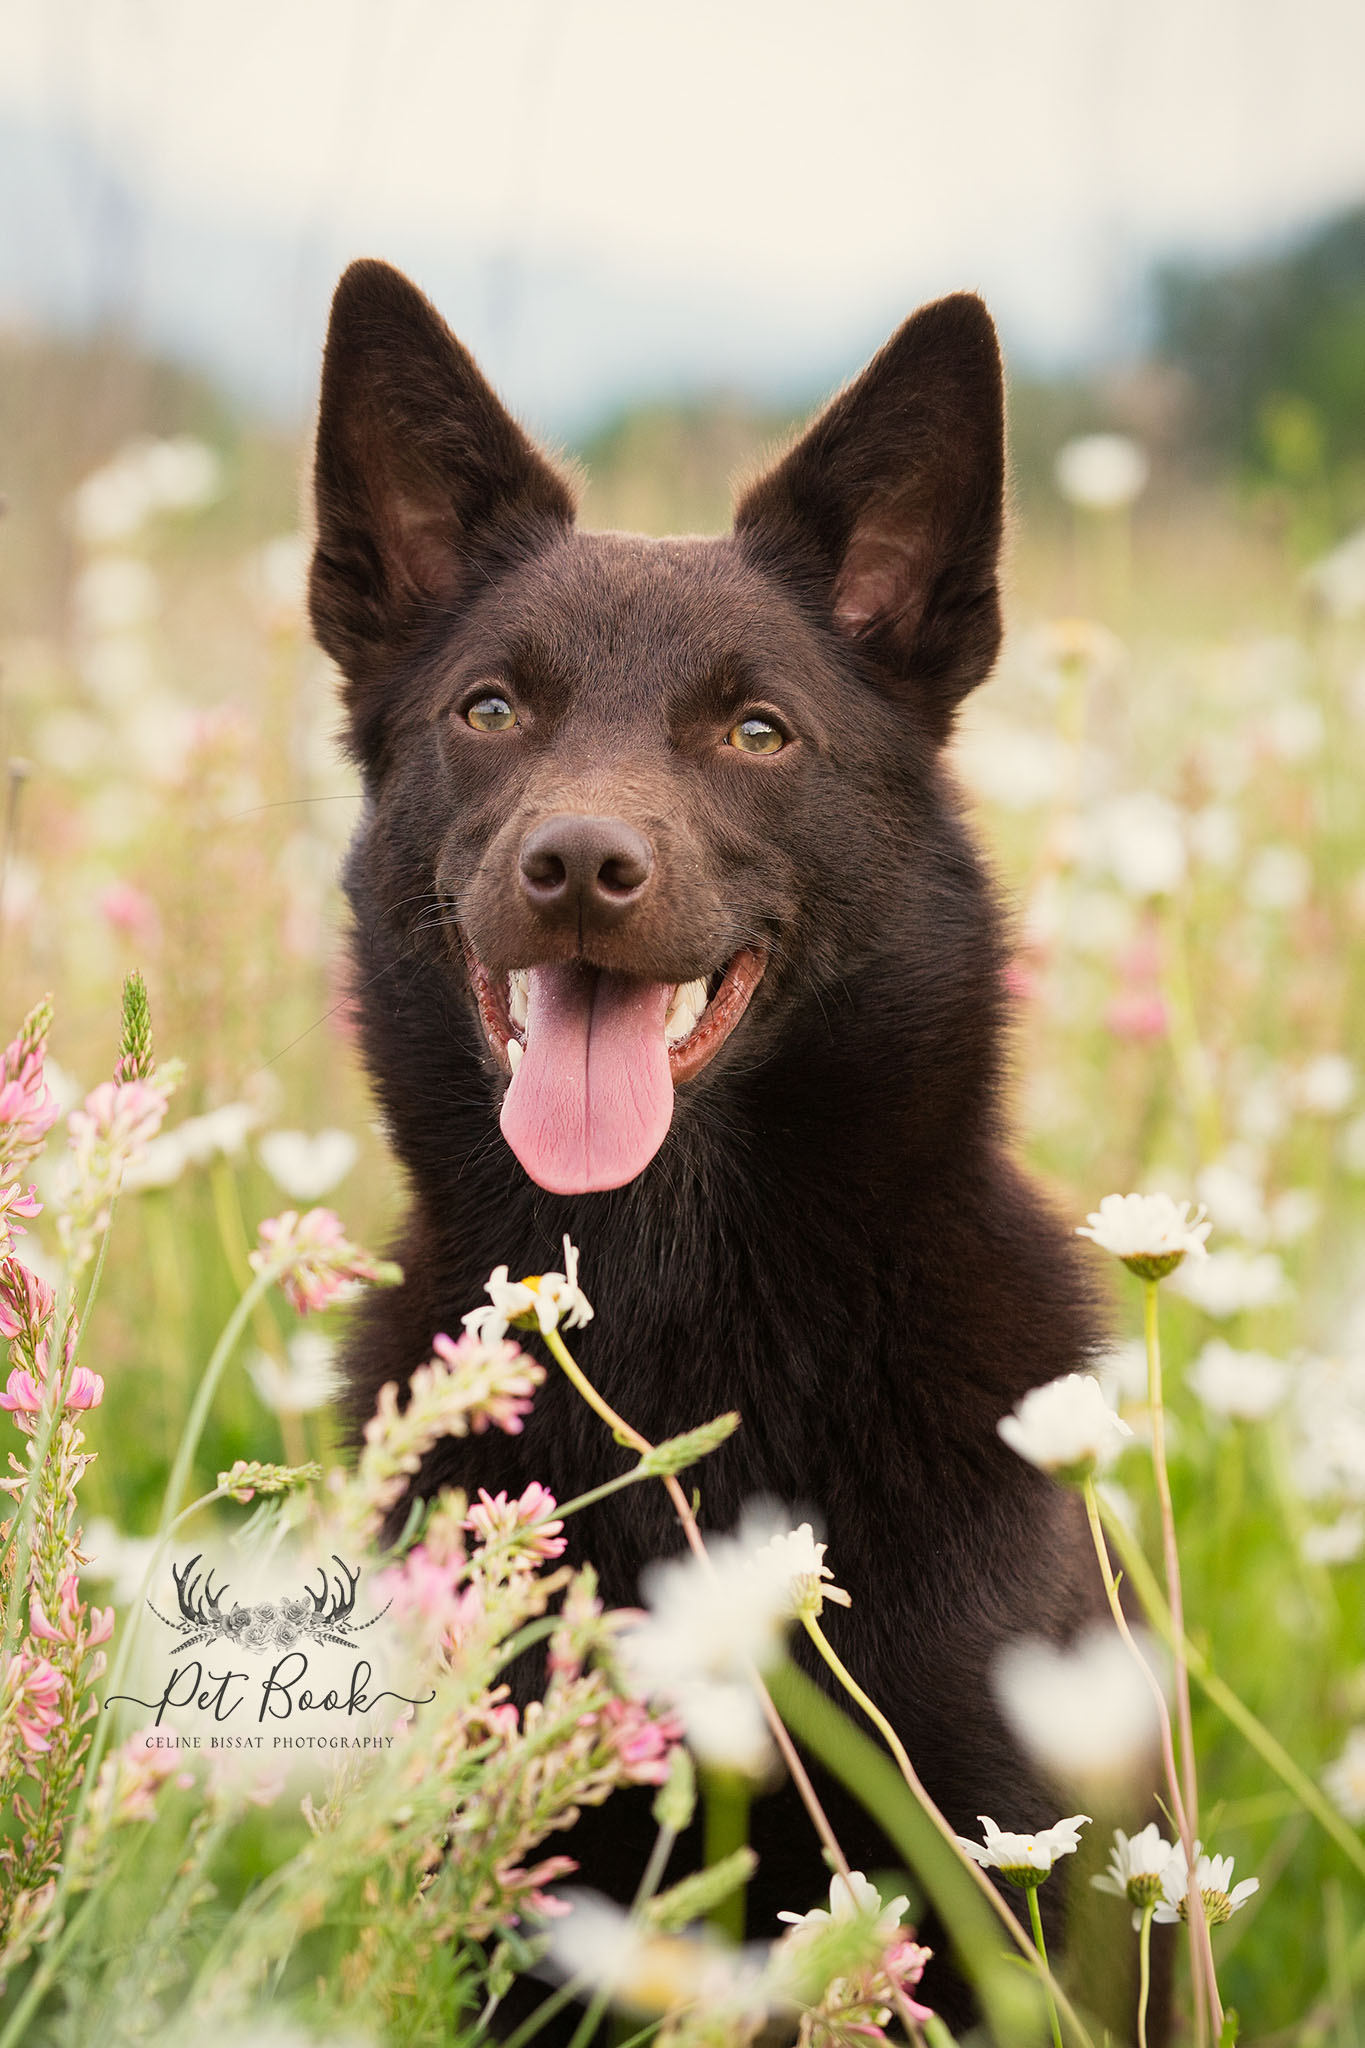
[
  {"left": 1026, "top": 1885, "right": 1063, "bottom": 2048},
  {"left": 1144, "top": 1281, "right": 1199, "bottom": 1829},
  {"left": 1143, "top": 1278, "right": 1221, "bottom": 2044},
  {"left": 1097, "top": 1493, "right": 1365, "bottom": 1885},
  {"left": 797, "top": 1617, "right": 1091, "bottom": 2045},
  {"left": 560, "top": 1819, "right": 679, "bottom": 2048},
  {"left": 702, "top": 1770, "right": 750, "bottom": 1941},
  {"left": 1081, "top": 1476, "right": 1220, "bottom": 2041},
  {"left": 540, "top": 1324, "right": 858, "bottom": 1900},
  {"left": 1137, "top": 1904, "right": 1155, "bottom": 2048}
]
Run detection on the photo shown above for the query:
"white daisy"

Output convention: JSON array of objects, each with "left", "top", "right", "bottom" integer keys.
[
  {"left": 1175, "top": 1248, "right": 1287, "bottom": 1319},
  {"left": 463, "top": 1235, "right": 595, "bottom": 1342},
  {"left": 956, "top": 1813, "right": 1090, "bottom": 1888},
  {"left": 997, "top": 1374, "right": 1132, "bottom": 1482},
  {"left": 1153, "top": 1841, "right": 1259, "bottom": 1926},
  {"left": 753, "top": 1523, "right": 851, "bottom": 1620},
  {"left": 1092, "top": 1823, "right": 1174, "bottom": 1918},
  {"left": 1076, "top": 1193, "right": 1211, "bottom": 1280}
]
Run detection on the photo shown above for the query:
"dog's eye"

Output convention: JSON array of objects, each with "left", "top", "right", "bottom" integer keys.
[
  {"left": 727, "top": 715, "right": 786, "bottom": 755},
  {"left": 465, "top": 694, "right": 518, "bottom": 732}
]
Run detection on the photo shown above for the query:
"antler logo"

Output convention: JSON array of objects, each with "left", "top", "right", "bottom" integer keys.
[{"left": 152, "top": 1554, "right": 390, "bottom": 1655}]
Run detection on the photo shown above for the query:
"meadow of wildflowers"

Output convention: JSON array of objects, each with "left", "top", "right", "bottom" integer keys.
[{"left": 0, "top": 389, "right": 1363, "bottom": 2044}]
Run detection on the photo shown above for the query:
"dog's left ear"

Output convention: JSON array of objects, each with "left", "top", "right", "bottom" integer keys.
[{"left": 734, "top": 293, "right": 1004, "bottom": 740}]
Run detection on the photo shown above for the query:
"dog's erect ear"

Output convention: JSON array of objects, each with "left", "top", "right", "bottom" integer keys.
[
  {"left": 734, "top": 294, "right": 1004, "bottom": 739},
  {"left": 310, "top": 260, "right": 575, "bottom": 753}
]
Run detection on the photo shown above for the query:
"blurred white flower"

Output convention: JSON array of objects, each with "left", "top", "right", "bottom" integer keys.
[
  {"left": 124, "top": 1100, "right": 262, "bottom": 1191},
  {"left": 1322, "top": 1728, "right": 1365, "bottom": 1822},
  {"left": 953, "top": 722, "right": 1068, "bottom": 810},
  {"left": 667, "top": 1679, "right": 773, "bottom": 1776},
  {"left": 995, "top": 1627, "right": 1160, "bottom": 1787},
  {"left": 1268, "top": 1188, "right": 1320, "bottom": 1244},
  {"left": 1294, "top": 1055, "right": 1356, "bottom": 1119},
  {"left": 540, "top": 1891, "right": 771, "bottom": 2020},
  {"left": 1292, "top": 1354, "right": 1365, "bottom": 1502},
  {"left": 1091, "top": 1337, "right": 1148, "bottom": 1407},
  {"left": 997, "top": 1374, "right": 1132, "bottom": 1480},
  {"left": 79, "top": 1516, "right": 158, "bottom": 1605},
  {"left": 71, "top": 460, "right": 153, "bottom": 545},
  {"left": 1153, "top": 1841, "right": 1258, "bottom": 1926},
  {"left": 74, "top": 557, "right": 160, "bottom": 634},
  {"left": 248, "top": 1330, "right": 336, "bottom": 1415},
  {"left": 78, "top": 635, "right": 155, "bottom": 707},
  {"left": 1092, "top": 1822, "right": 1174, "bottom": 1915},
  {"left": 1175, "top": 1248, "right": 1287, "bottom": 1319},
  {"left": 138, "top": 435, "right": 221, "bottom": 511},
  {"left": 121, "top": 693, "right": 199, "bottom": 785},
  {"left": 1245, "top": 844, "right": 1312, "bottom": 913},
  {"left": 957, "top": 1813, "right": 1090, "bottom": 1885},
  {"left": 1077, "top": 1191, "right": 1210, "bottom": 1277},
  {"left": 1301, "top": 1513, "right": 1364, "bottom": 1565},
  {"left": 1263, "top": 697, "right": 1325, "bottom": 763},
  {"left": 1188, "top": 1339, "right": 1289, "bottom": 1422},
  {"left": 777, "top": 1868, "right": 908, "bottom": 1943},
  {"left": 1089, "top": 791, "right": 1186, "bottom": 900},
  {"left": 258, "top": 1127, "right": 359, "bottom": 1201},
  {"left": 1235, "top": 1067, "right": 1292, "bottom": 1146},
  {"left": 1304, "top": 524, "right": 1365, "bottom": 621},
  {"left": 1054, "top": 434, "right": 1149, "bottom": 512},
  {"left": 1196, "top": 1156, "right": 1267, "bottom": 1244},
  {"left": 1187, "top": 804, "right": 1241, "bottom": 870},
  {"left": 246, "top": 533, "right": 311, "bottom": 630}
]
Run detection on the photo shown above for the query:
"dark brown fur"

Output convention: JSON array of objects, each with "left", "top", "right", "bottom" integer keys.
[{"left": 310, "top": 259, "right": 1111, "bottom": 2030}]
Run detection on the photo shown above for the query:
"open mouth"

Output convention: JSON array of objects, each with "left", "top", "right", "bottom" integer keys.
[{"left": 464, "top": 947, "right": 767, "bottom": 1195}]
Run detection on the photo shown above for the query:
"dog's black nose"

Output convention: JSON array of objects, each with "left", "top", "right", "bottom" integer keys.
[{"left": 518, "top": 814, "right": 654, "bottom": 924}]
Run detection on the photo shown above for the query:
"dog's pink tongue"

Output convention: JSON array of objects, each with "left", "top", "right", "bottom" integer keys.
[{"left": 500, "top": 965, "right": 675, "bottom": 1194}]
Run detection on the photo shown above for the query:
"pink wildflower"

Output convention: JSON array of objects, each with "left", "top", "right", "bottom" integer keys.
[
  {"left": 99, "top": 883, "right": 158, "bottom": 939},
  {"left": 0, "top": 1184, "right": 41, "bottom": 1262},
  {"left": 465, "top": 1482, "right": 568, "bottom": 1566},
  {"left": 0, "top": 1036, "right": 58, "bottom": 1164},
  {"left": 600, "top": 1695, "right": 682, "bottom": 1786},
  {"left": 251, "top": 1207, "right": 399, "bottom": 1315},
  {"left": 1105, "top": 990, "right": 1169, "bottom": 1041},
  {"left": 65, "top": 1366, "right": 104, "bottom": 1409},
  {"left": 883, "top": 1937, "right": 934, "bottom": 2025},
  {"left": 30, "top": 1573, "right": 112, "bottom": 1649},
  {"left": 0, "top": 1259, "right": 56, "bottom": 1344},
  {"left": 430, "top": 1329, "right": 541, "bottom": 1434},
  {"left": 376, "top": 1542, "right": 468, "bottom": 1628},
  {"left": 1003, "top": 959, "right": 1040, "bottom": 1002},
  {"left": 0, "top": 1370, "right": 42, "bottom": 1414},
  {"left": 5, "top": 1651, "right": 65, "bottom": 1754},
  {"left": 68, "top": 1079, "right": 170, "bottom": 1175}
]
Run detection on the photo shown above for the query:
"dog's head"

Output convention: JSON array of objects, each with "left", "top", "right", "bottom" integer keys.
[{"left": 310, "top": 260, "right": 1005, "bottom": 1196}]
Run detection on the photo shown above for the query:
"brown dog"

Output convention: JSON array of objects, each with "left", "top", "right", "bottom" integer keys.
[{"left": 309, "top": 260, "right": 1108, "bottom": 2029}]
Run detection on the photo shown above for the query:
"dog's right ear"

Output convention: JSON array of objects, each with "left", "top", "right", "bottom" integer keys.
[{"left": 310, "top": 260, "right": 575, "bottom": 764}]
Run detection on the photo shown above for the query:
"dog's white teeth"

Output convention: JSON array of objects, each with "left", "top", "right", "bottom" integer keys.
[
  {"left": 508, "top": 969, "right": 530, "bottom": 1031},
  {"left": 664, "top": 977, "right": 709, "bottom": 1047},
  {"left": 507, "top": 1037, "right": 524, "bottom": 1075}
]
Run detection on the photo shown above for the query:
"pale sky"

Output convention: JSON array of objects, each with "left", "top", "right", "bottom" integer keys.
[{"left": 4, "top": 0, "right": 1365, "bottom": 422}]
